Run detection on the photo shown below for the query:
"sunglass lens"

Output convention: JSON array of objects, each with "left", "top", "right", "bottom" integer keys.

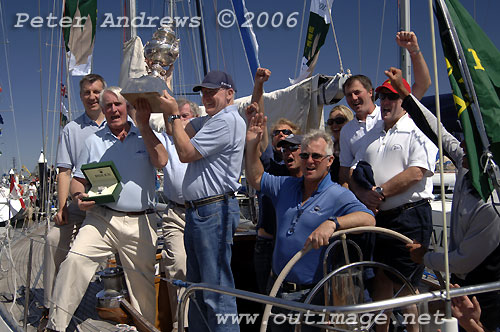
[{"left": 299, "top": 153, "right": 309, "bottom": 160}]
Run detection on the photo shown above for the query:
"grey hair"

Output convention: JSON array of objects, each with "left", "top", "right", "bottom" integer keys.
[
  {"left": 177, "top": 98, "right": 200, "bottom": 117},
  {"left": 99, "top": 86, "right": 130, "bottom": 109},
  {"left": 302, "top": 129, "right": 334, "bottom": 156}
]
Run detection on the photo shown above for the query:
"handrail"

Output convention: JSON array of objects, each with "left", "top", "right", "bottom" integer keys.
[{"left": 177, "top": 280, "right": 500, "bottom": 330}]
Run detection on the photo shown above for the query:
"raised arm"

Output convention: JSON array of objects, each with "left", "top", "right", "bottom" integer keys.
[
  {"left": 385, "top": 67, "right": 463, "bottom": 165},
  {"left": 159, "top": 90, "right": 202, "bottom": 163},
  {"left": 135, "top": 98, "right": 169, "bottom": 168},
  {"left": 245, "top": 113, "right": 267, "bottom": 191},
  {"left": 249, "top": 68, "right": 271, "bottom": 152},
  {"left": 396, "top": 31, "right": 431, "bottom": 100}
]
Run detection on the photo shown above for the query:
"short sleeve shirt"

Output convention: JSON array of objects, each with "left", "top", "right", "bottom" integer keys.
[{"left": 182, "top": 105, "right": 246, "bottom": 201}]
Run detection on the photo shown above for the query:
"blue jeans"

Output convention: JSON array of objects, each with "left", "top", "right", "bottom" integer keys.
[{"left": 184, "top": 197, "right": 240, "bottom": 332}]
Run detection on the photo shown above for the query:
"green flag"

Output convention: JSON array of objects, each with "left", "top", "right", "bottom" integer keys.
[
  {"left": 290, "top": 0, "right": 332, "bottom": 84},
  {"left": 63, "top": 0, "right": 97, "bottom": 76},
  {"left": 435, "top": 0, "right": 500, "bottom": 200}
]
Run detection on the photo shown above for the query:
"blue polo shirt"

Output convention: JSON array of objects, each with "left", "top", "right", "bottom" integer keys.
[
  {"left": 260, "top": 173, "right": 372, "bottom": 284},
  {"left": 74, "top": 122, "right": 166, "bottom": 212},
  {"left": 182, "top": 105, "right": 246, "bottom": 201},
  {"left": 56, "top": 112, "right": 107, "bottom": 170}
]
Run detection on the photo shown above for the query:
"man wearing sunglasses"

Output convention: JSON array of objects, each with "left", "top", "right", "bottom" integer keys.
[
  {"left": 246, "top": 118, "right": 374, "bottom": 331},
  {"left": 339, "top": 31, "right": 431, "bottom": 188},
  {"left": 350, "top": 75, "right": 437, "bottom": 332},
  {"left": 383, "top": 67, "right": 500, "bottom": 332}
]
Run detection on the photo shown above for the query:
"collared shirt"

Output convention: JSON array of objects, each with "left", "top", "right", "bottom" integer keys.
[
  {"left": 339, "top": 106, "right": 382, "bottom": 167},
  {"left": 260, "top": 173, "right": 373, "bottom": 284},
  {"left": 182, "top": 104, "right": 246, "bottom": 201},
  {"left": 162, "top": 134, "right": 187, "bottom": 205},
  {"left": 56, "top": 112, "right": 107, "bottom": 170},
  {"left": 353, "top": 113, "right": 438, "bottom": 210},
  {"left": 74, "top": 122, "right": 166, "bottom": 212}
]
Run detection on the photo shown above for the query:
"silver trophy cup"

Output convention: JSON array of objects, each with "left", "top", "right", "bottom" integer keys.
[{"left": 121, "top": 25, "right": 179, "bottom": 112}]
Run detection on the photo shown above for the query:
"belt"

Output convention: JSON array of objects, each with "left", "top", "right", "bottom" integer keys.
[
  {"left": 271, "top": 272, "right": 315, "bottom": 293},
  {"left": 104, "top": 205, "right": 155, "bottom": 216},
  {"left": 185, "top": 192, "right": 235, "bottom": 209},
  {"left": 168, "top": 200, "right": 186, "bottom": 209},
  {"left": 378, "top": 199, "right": 429, "bottom": 216}
]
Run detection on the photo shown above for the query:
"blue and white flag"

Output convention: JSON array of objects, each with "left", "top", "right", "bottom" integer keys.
[{"left": 231, "top": 0, "right": 260, "bottom": 79}]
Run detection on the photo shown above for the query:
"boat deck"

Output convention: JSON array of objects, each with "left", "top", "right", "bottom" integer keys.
[{"left": 0, "top": 223, "right": 117, "bottom": 332}]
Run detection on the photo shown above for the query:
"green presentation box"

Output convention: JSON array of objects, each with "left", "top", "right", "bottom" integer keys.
[{"left": 81, "top": 161, "right": 122, "bottom": 204}]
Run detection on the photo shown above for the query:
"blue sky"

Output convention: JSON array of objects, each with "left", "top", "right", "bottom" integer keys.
[{"left": 0, "top": 0, "right": 498, "bottom": 175}]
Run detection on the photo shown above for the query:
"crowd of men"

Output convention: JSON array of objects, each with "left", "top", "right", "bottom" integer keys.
[{"left": 38, "top": 30, "right": 499, "bottom": 332}]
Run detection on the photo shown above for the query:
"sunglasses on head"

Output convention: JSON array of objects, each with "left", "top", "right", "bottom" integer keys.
[
  {"left": 326, "top": 117, "right": 347, "bottom": 126},
  {"left": 272, "top": 129, "right": 293, "bottom": 136},
  {"left": 378, "top": 92, "right": 400, "bottom": 101},
  {"left": 280, "top": 144, "right": 300, "bottom": 153},
  {"left": 299, "top": 152, "right": 329, "bottom": 161}
]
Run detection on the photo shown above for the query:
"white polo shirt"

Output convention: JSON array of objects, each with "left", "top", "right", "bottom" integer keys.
[
  {"left": 339, "top": 106, "right": 382, "bottom": 167},
  {"left": 353, "top": 113, "right": 438, "bottom": 210}
]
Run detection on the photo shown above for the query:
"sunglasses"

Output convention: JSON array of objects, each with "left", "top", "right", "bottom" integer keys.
[
  {"left": 280, "top": 144, "right": 300, "bottom": 153},
  {"left": 326, "top": 117, "right": 347, "bottom": 126},
  {"left": 299, "top": 152, "right": 330, "bottom": 161},
  {"left": 272, "top": 129, "right": 293, "bottom": 136},
  {"left": 378, "top": 92, "right": 400, "bottom": 101}
]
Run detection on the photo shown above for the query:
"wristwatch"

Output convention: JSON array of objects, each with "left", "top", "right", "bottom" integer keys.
[
  {"left": 375, "top": 186, "right": 385, "bottom": 200},
  {"left": 168, "top": 114, "right": 181, "bottom": 124},
  {"left": 328, "top": 216, "right": 341, "bottom": 231}
]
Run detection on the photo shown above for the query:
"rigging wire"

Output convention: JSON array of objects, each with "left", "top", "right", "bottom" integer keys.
[
  {"left": 293, "top": 0, "right": 307, "bottom": 80},
  {"left": 0, "top": 0, "right": 23, "bottom": 173},
  {"left": 357, "top": 0, "right": 362, "bottom": 73},
  {"left": 374, "top": 0, "right": 387, "bottom": 87},
  {"left": 229, "top": 1, "right": 254, "bottom": 85},
  {"left": 325, "top": 0, "right": 344, "bottom": 74}
]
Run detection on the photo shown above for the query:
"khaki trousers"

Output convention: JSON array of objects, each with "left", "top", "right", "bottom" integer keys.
[
  {"left": 43, "top": 203, "right": 86, "bottom": 308},
  {"left": 161, "top": 204, "right": 188, "bottom": 331},
  {"left": 47, "top": 205, "right": 158, "bottom": 331}
]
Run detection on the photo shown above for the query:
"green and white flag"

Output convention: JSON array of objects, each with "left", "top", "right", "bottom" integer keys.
[
  {"left": 290, "top": 0, "right": 333, "bottom": 85},
  {"left": 435, "top": 0, "right": 500, "bottom": 200},
  {"left": 63, "top": 0, "right": 97, "bottom": 76}
]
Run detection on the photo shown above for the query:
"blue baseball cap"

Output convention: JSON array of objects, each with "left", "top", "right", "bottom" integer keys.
[{"left": 193, "top": 70, "right": 237, "bottom": 92}]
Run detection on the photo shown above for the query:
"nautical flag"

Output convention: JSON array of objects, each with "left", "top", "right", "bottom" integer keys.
[
  {"left": 231, "top": 0, "right": 261, "bottom": 79},
  {"left": 9, "top": 173, "right": 26, "bottom": 209},
  {"left": 60, "top": 102, "right": 69, "bottom": 127},
  {"left": 290, "top": 0, "right": 333, "bottom": 85},
  {"left": 435, "top": 0, "right": 500, "bottom": 200},
  {"left": 63, "top": 0, "right": 97, "bottom": 76},
  {"left": 61, "top": 83, "right": 68, "bottom": 98}
]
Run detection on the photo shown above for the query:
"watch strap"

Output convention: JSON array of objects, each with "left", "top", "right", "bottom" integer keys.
[{"left": 328, "top": 216, "right": 341, "bottom": 231}]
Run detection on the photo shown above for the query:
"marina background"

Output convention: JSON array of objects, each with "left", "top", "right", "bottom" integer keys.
[{"left": 0, "top": 0, "right": 499, "bottom": 175}]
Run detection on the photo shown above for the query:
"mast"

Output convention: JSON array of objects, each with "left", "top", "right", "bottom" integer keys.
[
  {"left": 125, "top": 0, "right": 137, "bottom": 41},
  {"left": 195, "top": 0, "right": 209, "bottom": 76},
  {"left": 399, "top": 0, "right": 411, "bottom": 82}
]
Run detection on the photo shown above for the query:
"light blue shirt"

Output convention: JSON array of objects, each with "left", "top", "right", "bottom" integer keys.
[
  {"left": 260, "top": 173, "right": 373, "bottom": 284},
  {"left": 74, "top": 122, "right": 166, "bottom": 212},
  {"left": 182, "top": 105, "right": 246, "bottom": 201},
  {"left": 162, "top": 134, "right": 187, "bottom": 204},
  {"left": 56, "top": 113, "right": 107, "bottom": 170}
]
